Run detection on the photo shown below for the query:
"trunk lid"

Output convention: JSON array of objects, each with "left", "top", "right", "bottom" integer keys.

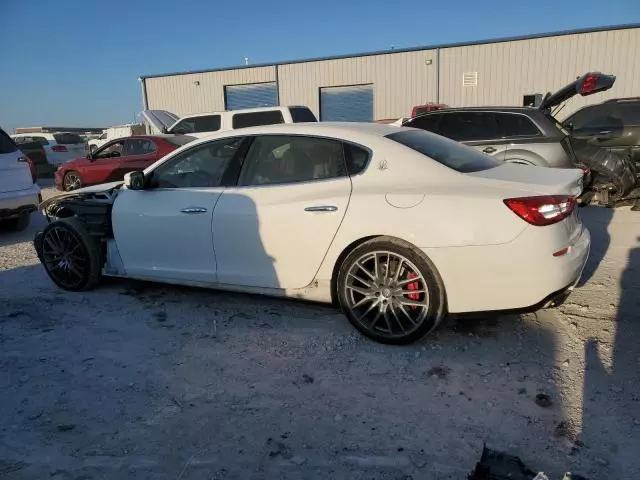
[
  {"left": 140, "top": 110, "right": 181, "bottom": 134},
  {"left": 0, "top": 151, "right": 34, "bottom": 193},
  {"left": 468, "top": 163, "right": 584, "bottom": 197},
  {"left": 538, "top": 72, "right": 616, "bottom": 112}
]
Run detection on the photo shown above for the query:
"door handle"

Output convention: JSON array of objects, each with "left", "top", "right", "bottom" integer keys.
[
  {"left": 304, "top": 205, "right": 338, "bottom": 212},
  {"left": 180, "top": 207, "right": 207, "bottom": 214},
  {"left": 482, "top": 146, "right": 497, "bottom": 154}
]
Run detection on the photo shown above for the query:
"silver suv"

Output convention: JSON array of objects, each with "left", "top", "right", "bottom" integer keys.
[
  {"left": 403, "top": 72, "right": 640, "bottom": 208},
  {"left": 403, "top": 107, "right": 574, "bottom": 167}
]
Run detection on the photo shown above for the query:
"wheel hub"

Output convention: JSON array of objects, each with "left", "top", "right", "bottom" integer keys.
[{"left": 343, "top": 251, "right": 430, "bottom": 338}]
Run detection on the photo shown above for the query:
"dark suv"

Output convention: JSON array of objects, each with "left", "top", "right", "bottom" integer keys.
[
  {"left": 403, "top": 72, "right": 639, "bottom": 208},
  {"left": 563, "top": 97, "right": 640, "bottom": 180}
]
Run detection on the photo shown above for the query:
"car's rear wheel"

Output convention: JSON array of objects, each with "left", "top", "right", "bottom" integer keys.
[
  {"left": 63, "top": 171, "right": 82, "bottom": 191},
  {"left": 336, "top": 237, "right": 445, "bottom": 345},
  {"left": 37, "top": 217, "right": 102, "bottom": 291},
  {"left": 0, "top": 213, "right": 30, "bottom": 232}
]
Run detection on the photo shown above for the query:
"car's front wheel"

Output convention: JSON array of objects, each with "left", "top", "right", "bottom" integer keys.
[
  {"left": 63, "top": 171, "right": 82, "bottom": 191},
  {"left": 336, "top": 237, "right": 445, "bottom": 345},
  {"left": 36, "top": 217, "right": 102, "bottom": 291}
]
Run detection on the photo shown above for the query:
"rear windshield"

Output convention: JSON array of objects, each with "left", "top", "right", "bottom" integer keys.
[
  {"left": 386, "top": 129, "right": 500, "bottom": 173},
  {"left": 0, "top": 128, "right": 18, "bottom": 154},
  {"left": 232, "top": 110, "right": 284, "bottom": 129},
  {"left": 289, "top": 107, "right": 318, "bottom": 123},
  {"left": 54, "top": 133, "right": 85, "bottom": 144},
  {"left": 165, "top": 135, "right": 197, "bottom": 147}
]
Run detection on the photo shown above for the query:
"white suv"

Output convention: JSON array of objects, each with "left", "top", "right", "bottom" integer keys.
[
  {"left": 12, "top": 132, "right": 86, "bottom": 166},
  {"left": 141, "top": 105, "right": 318, "bottom": 138},
  {"left": 0, "top": 128, "right": 41, "bottom": 232}
]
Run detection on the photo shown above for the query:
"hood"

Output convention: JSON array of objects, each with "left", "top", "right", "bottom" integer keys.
[
  {"left": 538, "top": 72, "right": 616, "bottom": 112},
  {"left": 140, "top": 110, "right": 181, "bottom": 133}
]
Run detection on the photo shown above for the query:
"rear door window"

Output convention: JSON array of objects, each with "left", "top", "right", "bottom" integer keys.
[
  {"left": 53, "top": 133, "right": 84, "bottom": 144},
  {"left": 232, "top": 111, "right": 285, "bottom": 129},
  {"left": 437, "top": 112, "right": 500, "bottom": 141},
  {"left": 289, "top": 107, "right": 318, "bottom": 123},
  {"left": 495, "top": 113, "right": 542, "bottom": 138},
  {"left": 0, "top": 129, "right": 18, "bottom": 154},
  {"left": 124, "top": 139, "right": 157, "bottom": 156},
  {"left": 238, "top": 135, "right": 346, "bottom": 186}
]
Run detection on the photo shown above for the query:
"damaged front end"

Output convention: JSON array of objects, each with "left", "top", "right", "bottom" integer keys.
[
  {"left": 570, "top": 138, "right": 639, "bottom": 208},
  {"left": 34, "top": 184, "right": 121, "bottom": 262}
]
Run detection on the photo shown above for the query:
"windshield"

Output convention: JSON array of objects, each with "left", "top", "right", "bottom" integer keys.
[{"left": 386, "top": 129, "right": 501, "bottom": 173}]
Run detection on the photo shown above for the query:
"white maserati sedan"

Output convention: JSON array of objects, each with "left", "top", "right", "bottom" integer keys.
[{"left": 34, "top": 122, "right": 590, "bottom": 344}]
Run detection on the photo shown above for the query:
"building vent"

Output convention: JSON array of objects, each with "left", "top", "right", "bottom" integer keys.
[{"left": 462, "top": 72, "right": 478, "bottom": 87}]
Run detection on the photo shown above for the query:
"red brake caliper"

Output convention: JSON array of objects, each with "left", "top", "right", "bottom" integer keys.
[{"left": 406, "top": 272, "right": 420, "bottom": 306}]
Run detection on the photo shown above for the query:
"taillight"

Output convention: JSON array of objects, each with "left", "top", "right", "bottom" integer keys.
[
  {"left": 504, "top": 195, "right": 576, "bottom": 226},
  {"left": 52, "top": 145, "right": 68, "bottom": 152},
  {"left": 18, "top": 156, "right": 37, "bottom": 183},
  {"left": 580, "top": 74, "right": 598, "bottom": 95}
]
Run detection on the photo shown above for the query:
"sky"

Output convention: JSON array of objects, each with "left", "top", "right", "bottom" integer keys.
[{"left": 1, "top": 0, "right": 639, "bottom": 132}]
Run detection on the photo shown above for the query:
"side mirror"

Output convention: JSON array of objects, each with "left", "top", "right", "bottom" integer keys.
[
  {"left": 86, "top": 152, "right": 93, "bottom": 160},
  {"left": 124, "top": 171, "right": 145, "bottom": 190}
]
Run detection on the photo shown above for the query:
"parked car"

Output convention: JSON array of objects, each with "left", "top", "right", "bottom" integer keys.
[
  {"left": 35, "top": 123, "right": 589, "bottom": 345},
  {"left": 563, "top": 97, "right": 640, "bottom": 180},
  {"left": 86, "top": 124, "right": 147, "bottom": 153},
  {"left": 12, "top": 132, "right": 86, "bottom": 167},
  {"left": 141, "top": 105, "right": 318, "bottom": 138},
  {"left": 402, "top": 72, "right": 639, "bottom": 208},
  {"left": 12, "top": 138, "right": 49, "bottom": 177},
  {"left": 55, "top": 134, "right": 195, "bottom": 191},
  {"left": 0, "top": 127, "right": 40, "bottom": 232}
]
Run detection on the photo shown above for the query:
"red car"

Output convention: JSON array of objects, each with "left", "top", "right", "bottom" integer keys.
[{"left": 55, "top": 135, "right": 194, "bottom": 191}]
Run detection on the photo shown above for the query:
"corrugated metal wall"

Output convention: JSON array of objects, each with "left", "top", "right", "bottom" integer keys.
[
  {"left": 143, "top": 27, "right": 639, "bottom": 121},
  {"left": 277, "top": 50, "right": 438, "bottom": 120},
  {"left": 145, "top": 66, "right": 275, "bottom": 116},
  {"left": 438, "top": 28, "right": 640, "bottom": 118}
]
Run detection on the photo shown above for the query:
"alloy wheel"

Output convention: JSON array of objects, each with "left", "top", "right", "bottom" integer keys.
[
  {"left": 342, "top": 251, "right": 430, "bottom": 338},
  {"left": 64, "top": 172, "right": 81, "bottom": 191},
  {"left": 41, "top": 225, "right": 90, "bottom": 289}
]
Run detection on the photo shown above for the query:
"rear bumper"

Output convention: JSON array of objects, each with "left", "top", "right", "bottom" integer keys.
[
  {"left": 0, "top": 185, "right": 41, "bottom": 220},
  {"left": 425, "top": 218, "right": 591, "bottom": 314}
]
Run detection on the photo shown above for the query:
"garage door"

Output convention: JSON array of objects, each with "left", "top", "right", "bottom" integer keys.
[
  {"left": 224, "top": 82, "right": 278, "bottom": 110},
  {"left": 320, "top": 84, "right": 373, "bottom": 122}
]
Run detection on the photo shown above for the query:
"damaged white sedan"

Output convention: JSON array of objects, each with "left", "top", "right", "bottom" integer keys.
[{"left": 34, "top": 123, "right": 590, "bottom": 344}]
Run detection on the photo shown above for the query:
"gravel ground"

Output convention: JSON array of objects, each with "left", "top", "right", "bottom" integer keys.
[{"left": 1, "top": 182, "right": 639, "bottom": 479}]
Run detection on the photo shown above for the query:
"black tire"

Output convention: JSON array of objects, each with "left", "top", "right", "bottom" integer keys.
[
  {"left": 1, "top": 213, "right": 30, "bottom": 232},
  {"left": 37, "top": 217, "right": 102, "bottom": 291},
  {"left": 336, "top": 236, "right": 446, "bottom": 345}
]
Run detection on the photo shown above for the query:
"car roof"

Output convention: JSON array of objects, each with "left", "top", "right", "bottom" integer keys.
[
  {"left": 416, "top": 106, "right": 538, "bottom": 115},
  {"left": 222, "top": 121, "right": 405, "bottom": 137},
  {"left": 182, "top": 105, "right": 309, "bottom": 119}
]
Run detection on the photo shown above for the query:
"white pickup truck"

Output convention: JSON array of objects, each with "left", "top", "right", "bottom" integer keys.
[
  {"left": 87, "top": 123, "right": 147, "bottom": 153},
  {"left": 141, "top": 105, "right": 318, "bottom": 138}
]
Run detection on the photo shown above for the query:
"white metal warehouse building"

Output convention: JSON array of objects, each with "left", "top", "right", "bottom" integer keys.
[{"left": 139, "top": 24, "right": 640, "bottom": 123}]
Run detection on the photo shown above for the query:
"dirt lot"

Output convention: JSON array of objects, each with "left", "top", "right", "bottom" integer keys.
[{"left": 1, "top": 183, "right": 639, "bottom": 479}]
